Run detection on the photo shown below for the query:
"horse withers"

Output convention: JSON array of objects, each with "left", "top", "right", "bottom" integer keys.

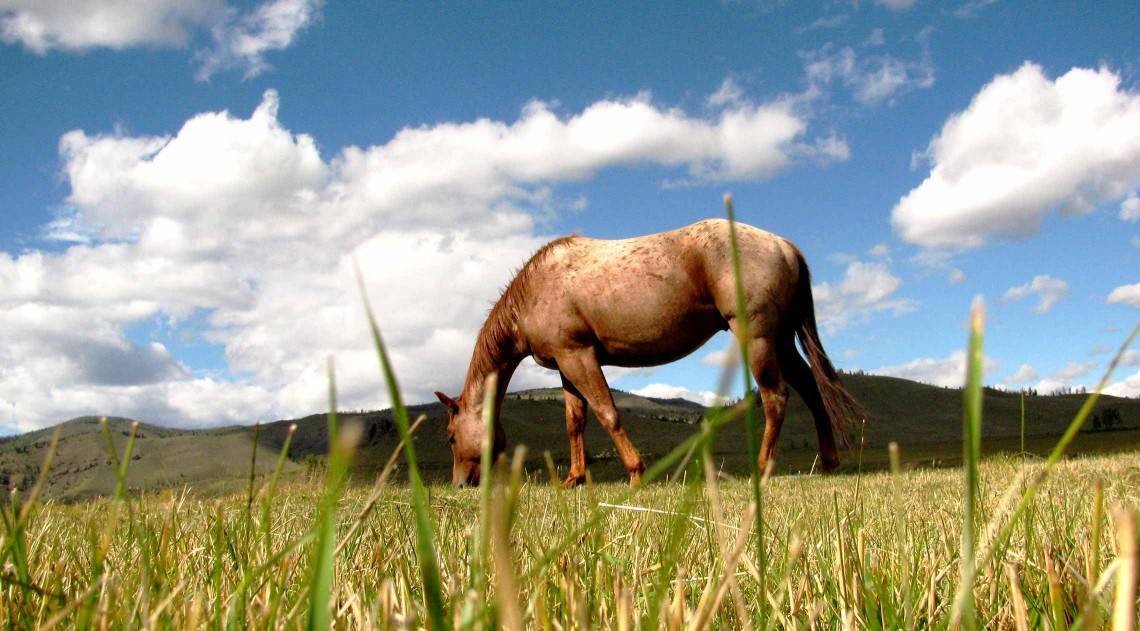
[{"left": 435, "top": 216, "right": 860, "bottom": 487}]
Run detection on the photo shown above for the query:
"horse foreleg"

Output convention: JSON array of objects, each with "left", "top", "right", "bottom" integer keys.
[
  {"left": 557, "top": 349, "right": 645, "bottom": 485},
  {"left": 561, "top": 375, "right": 588, "bottom": 487}
]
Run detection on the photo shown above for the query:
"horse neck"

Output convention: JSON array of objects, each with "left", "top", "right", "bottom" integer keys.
[{"left": 460, "top": 308, "right": 527, "bottom": 409}]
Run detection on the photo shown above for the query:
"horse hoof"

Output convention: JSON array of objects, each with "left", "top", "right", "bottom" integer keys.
[{"left": 562, "top": 474, "right": 586, "bottom": 488}]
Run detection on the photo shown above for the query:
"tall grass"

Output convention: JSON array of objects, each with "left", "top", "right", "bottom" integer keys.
[
  {"left": 0, "top": 203, "right": 1137, "bottom": 628},
  {"left": 723, "top": 192, "right": 767, "bottom": 622}
]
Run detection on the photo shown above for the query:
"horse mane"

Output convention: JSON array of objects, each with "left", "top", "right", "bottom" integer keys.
[{"left": 464, "top": 235, "right": 579, "bottom": 389}]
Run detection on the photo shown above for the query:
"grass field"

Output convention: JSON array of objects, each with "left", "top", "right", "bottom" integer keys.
[
  {"left": 2, "top": 209, "right": 1137, "bottom": 629},
  {"left": 1, "top": 447, "right": 1137, "bottom": 628}
]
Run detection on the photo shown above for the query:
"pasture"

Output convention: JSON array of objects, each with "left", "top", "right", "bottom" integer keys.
[
  {"left": 1, "top": 445, "right": 1137, "bottom": 628},
  {"left": 2, "top": 215, "right": 1137, "bottom": 629}
]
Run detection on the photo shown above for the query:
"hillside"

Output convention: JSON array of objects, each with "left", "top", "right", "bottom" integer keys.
[{"left": 2, "top": 374, "right": 1139, "bottom": 499}]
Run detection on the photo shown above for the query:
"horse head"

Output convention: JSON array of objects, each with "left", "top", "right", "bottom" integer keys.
[{"left": 435, "top": 391, "right": 504, "bottom": 487}]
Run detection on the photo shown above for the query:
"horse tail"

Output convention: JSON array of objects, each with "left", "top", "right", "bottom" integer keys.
[{"left": 791, "top": 252, "right": 862, "bottom": 448}]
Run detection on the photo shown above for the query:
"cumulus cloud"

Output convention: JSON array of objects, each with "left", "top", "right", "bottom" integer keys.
[
  {"left": 1002, "top": 275, "right": 1069, "bottom": 313},
  {"left": 1120, "top": 349, "right": 1140, "bottom": 368},
  {"left": 1119, "top": 193, "right": 1140, "bottom": 221},
  {"left": 870, "top": 350, "right": 997, "bottom": 388},
  {"left": 630, "top": 384, "right": 729, "bottom": 407},
  {"left": 1, "top": 86, "right": 843, "bottom": 432},
  {"left": 700, "top": 349, "right": 737, "bottom": 369},
  {"left": 707, "top": 77, "right": 744, "bottom": 108},
  {"left": 1002, "top": 363, "right": 1038, "bottom": 385},
  {"left": 1033, "top": 360, "right": 1098, "bottom": 394},
  {"left": 812, "top": 260, "right": 915, "bottom": 332},
  {"left": 0, "top": 0, "right": 319, "bottom": 79},
  {"left": 195, "top": 0, "right": 322, "bottom": 80},
  {"left": 1107, "top": 283, "right": 1140, "bottom": 306},
  {"left": 893, "top": 63, "right": 1140, "bottom": 249},
  {"left": 1104, "top": 370, "right": 1140, "bottom": 398},
  {"left": 801, "top": 35, "right": 934, "bottom": 105},
  {"left": 0, "top": 0, "right": 221, "bottom": 52}
]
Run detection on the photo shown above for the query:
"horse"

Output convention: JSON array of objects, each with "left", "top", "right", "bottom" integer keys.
[{"left": 434, "top": 216, "right": 861, "bottom": 487}]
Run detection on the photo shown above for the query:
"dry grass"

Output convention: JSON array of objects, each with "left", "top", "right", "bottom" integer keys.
[
  {"left": 0, "top": 449, "right": 1137, "bottom": 628},
  {"left": 3, "top": 201, "right": 1137, "bottom": 628}
]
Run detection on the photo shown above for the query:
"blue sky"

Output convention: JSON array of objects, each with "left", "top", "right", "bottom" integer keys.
[{"left": 1, "top": 0, "right": 1138, "bottom": 434}]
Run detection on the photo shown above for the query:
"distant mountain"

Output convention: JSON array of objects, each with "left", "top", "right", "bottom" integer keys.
[{"left": 3, "top": 374, "right": 1138, "bottom": 499}]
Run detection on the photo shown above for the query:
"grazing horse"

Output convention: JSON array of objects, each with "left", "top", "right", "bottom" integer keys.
[{"left": 435, "top": 217, "right": 861, "bottom": 487}]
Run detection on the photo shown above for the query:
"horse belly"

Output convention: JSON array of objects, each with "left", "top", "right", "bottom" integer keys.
[{"left": 590, "top": 301, "right": 726, "bottom": 367}]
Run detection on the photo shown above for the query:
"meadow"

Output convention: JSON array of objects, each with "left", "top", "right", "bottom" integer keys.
[
  {"left": 2, "top": 207, "right": 1138, "bottom": 629},
  {"left": 1, "top": 438, "right": 1137, "bottom": 628}
]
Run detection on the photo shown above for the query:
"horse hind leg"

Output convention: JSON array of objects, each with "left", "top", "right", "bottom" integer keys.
[
  {"left": 561, "top": 375, "right": 588, "bottom": 487},
  {"left": 556, "top": 348, "right": 645, "bottom": 485},
  {"left": 730, "top": 325, "right": 788, "bottom": 474},
  {"left": 778, "top": 337, "right": 840, "bottom": 473}
]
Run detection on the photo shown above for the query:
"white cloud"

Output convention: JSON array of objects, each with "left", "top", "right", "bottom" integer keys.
[
  {"left": 1002, "top": 363, "right": 1038, "bottom": 385},
  {"left": 700, "top": 349, "right": 737, "bottom": 369},
  {"left": 708, "top": 77, "right": 744, "bottom": 108},
  {"left": 947, "top": 268, "right": 966, "bottom": 284},
  {"left": 1120, "top": 193, "right": 1140, "bottom": 221},
  {"left": 867, "top": 243, "right": 890, "bottom": 260},
  {"left": 870, "top": 350, "right": 997, "bottom": 387},
  {"left": 893, "top": 63, "right": 1140, "bottom": 249},
  {"left": 1, "top": 86, "right": 843, "bottom": 432},
  {"left": 796, "top": 14, "right": 848, "bottom": 33},
  {"left": 1052, "top": 361, "right": 1096, "bottom": 382},
  {"left": 1002, "top": 275, "right": 1069, "bottom": 313},
  {"left": 1033, "top": 360, "right": 1098, "bottom": 394},
  {"left": 630, "top": 384, "right": 729, "bottom": 407},
  {"left": 874, "top": 0, "right": 918, "bottom": 11},
  {"left": 0, "top": 0, "right": 319, "bottom": 79},
  {"left": 802, "top": 39, "right": 934, "bottom": 105},
  {"left": 812, "top": 260, "right": 915, "bottom": 332},
  {"left": 1105, "top": 369, "right": 1140, "bottom": 398},
  {"left": 1120, "top": 349, "right": 1140, "bottom": 368},
  {"left": 1107, "top": 283, "right": 1140, "bottom": 307},
  {"left": 196, "top": 0, "right": 322, "bottom": 80},
  {"left": 0, "top": 0, "right": 221, "bottom": 52},
  {"left": 953, "top": 0, "right": 998, "bottom": 19}
]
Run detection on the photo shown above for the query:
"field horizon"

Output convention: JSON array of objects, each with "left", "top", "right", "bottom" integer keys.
[{"left": 3, "top": 372, "right": 1139, "bottom": 501}]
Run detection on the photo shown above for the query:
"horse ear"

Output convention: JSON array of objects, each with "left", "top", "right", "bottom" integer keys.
[{"left": 435, "top": 391, "right": 459, "bottom": 412}]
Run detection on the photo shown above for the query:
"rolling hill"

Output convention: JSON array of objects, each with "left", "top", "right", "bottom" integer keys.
[{"left": 2, "top": 373, "right": 1138, "bottom": 500}]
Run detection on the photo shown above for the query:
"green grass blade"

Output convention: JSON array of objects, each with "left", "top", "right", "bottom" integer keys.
[
  {"left": 950, "top": 298, "right": 985, "bottom": 630},
  {"left": 724, "top": 193, "right": 766, "bottom": 617},
  {"left": 355, "top": 262, "right": 449, "bottom": 630},
  {"left": 307, "top": 360, "right": 351, "bottom": 631},
  {"left": 1020, "top": 391, "right": 1026, "bottom": 454},
  {"left": 246, "top": 421, "right": 260, "bottom": 516},
  {"left": 975, "top": 322, "right": 1139, "bottom": 571},
  {"left": 261, "top": 423, "right": 297, "bottom": 553}
]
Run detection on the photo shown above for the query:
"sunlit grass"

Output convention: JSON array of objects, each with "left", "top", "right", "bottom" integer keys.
[
  {"left": 0, "top": 199, "right": 1137, "bottom": 628},
  {"left": 1, "top": 452, "right": 1137, "bottom": 628}
]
